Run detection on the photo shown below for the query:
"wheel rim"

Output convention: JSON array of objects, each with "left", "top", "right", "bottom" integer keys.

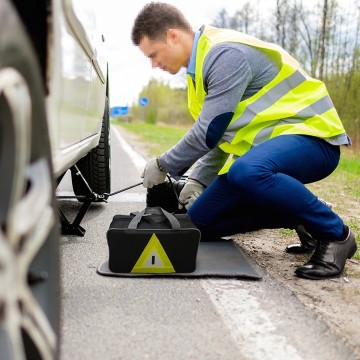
[{"left": 0, "top": 68, "right": 57, "bottom": 359}]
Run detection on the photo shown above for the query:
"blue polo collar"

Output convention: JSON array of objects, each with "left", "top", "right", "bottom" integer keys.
[{"left": 187, "top": 29, "right": 202, "bottom": 81}]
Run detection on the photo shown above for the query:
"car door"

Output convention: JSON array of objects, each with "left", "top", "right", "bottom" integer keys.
[{"left": 61, "top": 0, "right": 106, "bottom": 143}]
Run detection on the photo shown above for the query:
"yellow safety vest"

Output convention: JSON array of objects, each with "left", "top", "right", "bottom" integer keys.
[{"left": 187, "top": 26, "right": 346, "bottom": 174}]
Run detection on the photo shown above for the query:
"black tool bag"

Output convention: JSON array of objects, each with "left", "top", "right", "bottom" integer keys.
[{"left": 107, "top": 207, "right": 201, "bottom": 274}]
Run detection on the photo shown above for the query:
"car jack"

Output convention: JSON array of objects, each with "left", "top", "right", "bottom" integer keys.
[{"left": 57, "top": 165, "right": 142, "bottom": 236}]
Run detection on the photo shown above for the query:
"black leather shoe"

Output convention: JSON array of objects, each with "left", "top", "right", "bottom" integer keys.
[
  {"left": 295, "top": 228, "right": 357, "bottom": 279},
  {"left": 286, "top": 225, "right": 317, "bottom": 254}
]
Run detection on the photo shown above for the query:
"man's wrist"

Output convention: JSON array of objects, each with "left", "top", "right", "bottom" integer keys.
[
  {"left": 188, "top": 177, "right": 206, "bottom": 188},
  {"left": 156, "top": 156, "right": 166, "bottom": 172}
]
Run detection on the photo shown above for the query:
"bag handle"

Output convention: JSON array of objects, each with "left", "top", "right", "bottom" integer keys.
[{"left": 128, "top": 207, "right": 181, "bottom": 230}]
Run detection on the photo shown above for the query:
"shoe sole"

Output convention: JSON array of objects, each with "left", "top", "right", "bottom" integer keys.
[{"left": 295, "top": 271, "right": 340, "bottom": 280}]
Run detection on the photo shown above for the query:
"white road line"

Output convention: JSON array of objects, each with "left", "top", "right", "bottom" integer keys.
[
  {"left": 115, "top": 124, "right": 303, "bottom": 359},
  {"left": 112, "top": 125, "right": 146, "bottom": 174},
  {"left": 202, "top": 279, "right": 303, "bottom": 360}
]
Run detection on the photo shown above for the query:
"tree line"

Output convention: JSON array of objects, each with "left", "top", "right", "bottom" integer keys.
[{"left": 130, "top": 0, "right": 359, "bottom": 148}]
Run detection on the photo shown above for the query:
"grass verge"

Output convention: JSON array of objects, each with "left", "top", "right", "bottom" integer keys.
[{"left": 117, "top": 121, "right": 188, "bottom": 157}]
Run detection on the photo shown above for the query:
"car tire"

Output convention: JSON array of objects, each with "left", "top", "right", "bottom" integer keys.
[
  {"left": 0, "top": 1, "right": 60, "bottom": 359},
  {"left": 71, "top": 97, "right": 111, "bottom": 200}
]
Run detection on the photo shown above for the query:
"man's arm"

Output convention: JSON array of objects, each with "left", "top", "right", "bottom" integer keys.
[{"left": 188, "top": 146, "right": 229, "bottom": 186}]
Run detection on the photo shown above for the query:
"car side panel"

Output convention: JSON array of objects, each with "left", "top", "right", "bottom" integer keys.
[{"left": 46, "top": 0, "right": 107, "bottom": 177}]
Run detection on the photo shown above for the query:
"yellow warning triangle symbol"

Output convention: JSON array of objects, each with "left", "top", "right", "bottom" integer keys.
[{"left": 131, "top": 233, "right": 175, "bottom": 273}]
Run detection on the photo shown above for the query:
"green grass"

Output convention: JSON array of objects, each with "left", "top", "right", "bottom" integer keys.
[
  {"left": 335, "top": 154, "right": 360, "bottom": 198},
  {"left": 279, "top": 228, "right": 296, "bottom": 237},
  {"left": 338, "top": 154, "right": 360, "bottom": 175},
  {"left": 117, "top": 121, "right": 188, "bottom": 157}
]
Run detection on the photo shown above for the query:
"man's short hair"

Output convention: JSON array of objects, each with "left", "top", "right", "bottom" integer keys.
[{"left": 131, "top": 2, "right": 192, "bottom": 45}]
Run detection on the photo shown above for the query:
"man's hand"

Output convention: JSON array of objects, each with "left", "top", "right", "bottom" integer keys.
[
  {"left": 178, "top": 178, "right": 204, "bottom": 210},
  {"left": 141, "top": 157, "right": 167, "bottom": 188}
]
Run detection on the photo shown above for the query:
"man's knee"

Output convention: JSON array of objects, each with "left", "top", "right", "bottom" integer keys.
[{"left": 227, "top": 159, "right": 265, "bottom": 188}]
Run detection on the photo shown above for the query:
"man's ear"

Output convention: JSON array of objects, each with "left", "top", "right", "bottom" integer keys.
[{"left": 167, "top": 28, "right": 179, "bottom": 44}]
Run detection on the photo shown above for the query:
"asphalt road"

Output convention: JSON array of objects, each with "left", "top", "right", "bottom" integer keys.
[{"left": 57, "top": 126, "right": 355, "bottom": 360}]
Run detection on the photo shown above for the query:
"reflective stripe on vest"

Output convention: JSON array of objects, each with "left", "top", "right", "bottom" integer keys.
[{"left": 187, "top": 26, "right": 345, "bottom": 174}]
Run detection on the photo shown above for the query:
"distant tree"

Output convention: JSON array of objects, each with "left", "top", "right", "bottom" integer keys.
[
  {"left": 276, "top": 0, "right": 288, "bottom": 49},
  {"left": 317, "top": 0, "right": 338, "bottom": 79},
  {"left": 131, "top": 79, "right": 192, "bottom": 126},
  {"left": 235, "top": 2, "right": 255, "bottom": 33},
  {"left": 213, "top": 3, "right": 260, "bottom": 36},
  {"left": 212, "top": 8, "right": 230, "bottom": 28}
]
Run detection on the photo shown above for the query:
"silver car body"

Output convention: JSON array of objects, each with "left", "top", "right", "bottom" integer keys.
[{"left": 48, "top": 0, "right": 107, "bottom": 177}]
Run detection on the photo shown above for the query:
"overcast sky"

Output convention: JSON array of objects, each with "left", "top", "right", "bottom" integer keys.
[{"left": 89, "top": 0, "right": 356, "bottom": 107}]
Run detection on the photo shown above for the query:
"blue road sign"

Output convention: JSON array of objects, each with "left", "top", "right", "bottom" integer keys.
[
  {"left": 111, "top": 106, "right": 129, "bottom": 117},
  {"left": 139, "top": 97, "right": 148, "bottom": 107}
]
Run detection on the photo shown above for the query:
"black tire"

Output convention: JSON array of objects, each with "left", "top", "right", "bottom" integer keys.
[
  {"left": 71, "top": 97, "right": 111, "bottom": 199},
  {"left": 0, "top": 1, "right": 60, "bottom": 359}
]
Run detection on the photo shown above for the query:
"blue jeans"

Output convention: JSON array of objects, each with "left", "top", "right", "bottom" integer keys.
[{"left": 188, "top": 135, "right": 343, "bottom": 241}]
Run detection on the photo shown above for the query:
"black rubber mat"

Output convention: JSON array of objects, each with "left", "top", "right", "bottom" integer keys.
[{"left": 97, "top": 240, "right": 262, "bottom": 280}]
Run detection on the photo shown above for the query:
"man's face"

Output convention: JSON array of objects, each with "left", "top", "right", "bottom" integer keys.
[{"left": 139, "top": 29, "right": 185, "bottom": 75}]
